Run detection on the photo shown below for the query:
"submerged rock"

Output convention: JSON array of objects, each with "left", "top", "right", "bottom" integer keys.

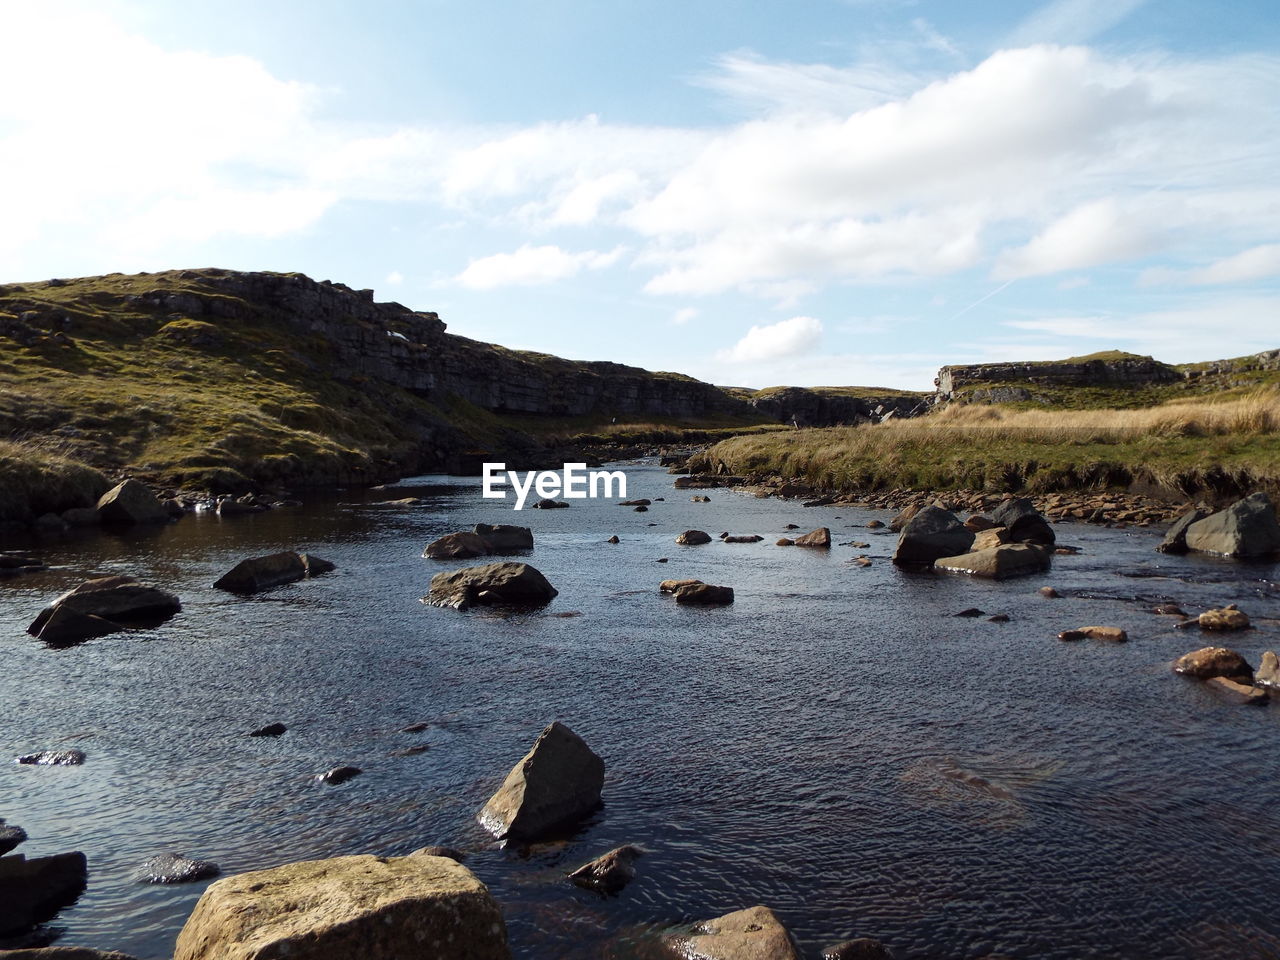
[
  {"left": 96, "top": 479, "right": 169, "bottom": 525},
  {"left": 567, "top": 844, "right": 643, "bottom": 895},
  {"left": 0, "top": 851, "right": 88, "bottom": 937},
  {"left": 424, "top": 525, "right": 534, "bottom": 559},
  {"left": 213, "top": 552, "right": 334, "bottom": 593},
  {"left": 670, "top": 905, "right": 802, "bottom": 960},
  {"left": 674, "top": 583, "right": 735, "bottom": 605},
  {"left": 247, "top": 722, "right": 287, "bottom": 738},
  {"left": 479, "top": 721, "right": 604, "bottom": 842},
  {"left": 30, "top": 607, "right": 124, "bottom": 646},
  {"left": 426, "top": 562, "right": 557, "bottom": 610},
  {"left": 723, "top": 535, "right": 763, "bottom": 543},
  {"left": 27, "top": 575, "right": 182, "bottom": 644},
  {"left": 15, "top": 749, "right": 86, "bottom": 765},
  {"left": 675, "top": 530, "right": 712, "bottom": 545},
  {"left": 423, "top": 531, "right": 490, "bottom": 559},
  {"left": 1205, "top": 677, "right": 1269, "bottom": 705},
  {"left": 315, "top": 765, "right": 362, "bottom": 785},
  {"left": 173, "top": 853, "right": 510, "bottom": 960},
  {"left": 1057, "top": 626, "right": 1127, "bottom": 643},
  {"left": 1184, "top": 492, "right": 1280, "bottom": 558},
  {"left": 531, "top": 498, "right": 569, "bottom": 509},
  {"left": 411, "top": 846, "right": 465, "bottom": 862},
  {"left": 1174, "top": 646, "right": 1253, "bottom": 681},
  {"left": 0, "top": 948, "right": 141, "bottom": 959},
  {"left": 892, "top": 506, "right": 974, "bottom": 566},
  {"left": 934, "top": 544, "right": 1050, "bottom": 580},
  {"left": 139, "top": 852, "right": 221, "bottom": 884}
]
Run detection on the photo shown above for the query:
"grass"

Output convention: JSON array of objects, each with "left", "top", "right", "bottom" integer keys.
[
  {"left": 0, "top": 439, "right": 110, "bottom": 523},
  {"left": 700, "top": 390, "right": 1280, "bottom": 499}
]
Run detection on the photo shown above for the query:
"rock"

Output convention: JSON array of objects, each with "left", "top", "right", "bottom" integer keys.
[
  {"left": 776, "top": 483, "right": 813, "bottom": 499},
  {"left": 794, "top": 527, "right": 831, "bottom": 548},
  {"left": 1199, "top": 605, "right": 1251, "bottom": 631},
  {"left": 1256, "top": 651, "right": 1280, "bottom": 689},
  {"left": 607, "top": 536, "right": 620, "bottom": 544},
  {"left": 674, "top": 583, "right": 735, "bottom": 605},
  {"left": 634, "top": 505, "right": 648, "bottom": 512},
  {"left": 27, "top": 576, "right": 181, "bottom": 642},
  {"left": 866, "top": 520, "right": 885, "bottom": 529},
  {"left": 473, "top": 523, "right": 533, "bottom": 553},
  {"left": 1058, "top": 630, "right": 1085, "bottom": 641},
  {"left": 660, "top": 579, "right": 703, "bottom": 593},
  {"left": 96, "top": 479, "right": 169, "bottom": 525},
  {"left": 675, "top": 530, "right": 712, "bottom": 545},
  {"left": 823, "top": 938, "right": 895, "bottom": 960},
  {"left": 1157, "top": 509, "right": 1208, "bottom": 554},
  {"left": 401, "top": 722, "right": 431, "bottom": 733},
  {"left": 213, "top": 551, "right": 334, "bottom": 593},
  {"left": 991, "top": 497, "right": 1055, "bottom": 545},
  {"left": 723, "top": 535, "right": 763, "bottom": 543},
  {"left": 424, "top": 531, "right": 490, "bottom": 559},
  {"left": 889, "top": 504, "right": 921, "bottom": 533},
  {"left": 1184, "top": 492, "right": 1280, "bottom": 558},
  {"left": 891, "top": 506, "right": 974, "bottom": 566},
  {"left": 954, "top": 608, "right": 985, "bottom": 618},
  {"left": 139, "top": 852, "right": 221, "bottom": 884},
  {"left": 776, "top": 538, "right": 795, "bottom": 546},
  {"left": 964, "top": 515, "right": 998, "bottom": 532},
  {"left": 60, "top": 507, "right": 102, "bottom": 526},
  {"left": 934, "top": 544, "right": 1050, "bottom": 580},
  {"left": 1152, "top": 603, "right": 1188, "bottom": 617},
  {"left": 248, "top": 722, "right": 287, "bottom": 737},
  {"left": 671, "top": 905, "right": 801, "bottom": 960},
  {"left": 0, "top": 820, "right": 28, "bottom": 855},
  {"left": 411, "top": 846, "right": 465, "bottom": 862},
  {"left": 0, "top": 851, "right": 88, "bottom": 937},
  {"left": 971, "top": 527, "right": 1014, "bottom": 551},
  {"left": 215, "top": 498, "right": 265, "bottom": 516},
  {"left": 0, "top": 551, "right": 45, "bottom": 574},
  {"left": 784, "top": 523, "right": 800, "bottom": 530},
  {"left": 172, "top": 853, "right": 510, "bottom": 960},
  {"left": 1174, "top": 646, "right": 1253, "bottom": 681},
  {"left": 1076, "top": 625, "right": 1128, "bottom": 643},
  {"left": 1039, "top": 586, "right": 1060, "bottom": 598},
  {"left": 315, "top": 766, "right": 362, "bottom": 785},
  {"left": 988, "top": 614, "right": 1010, "bottom": 623},
  {"left": 691, "top": 495, "right": 711, "bottom": 502},
  {"left": 479, "top": 721, "right": 604, "bottom": 842},
  {"left": 566, "top": 844, "right": 642, "bottom": 895},
  {"left": 0, "top": 948, "right": 140, "bottom": 959},
  {"left": 1205, "top": 676, "right": 1269, "bottom": 705},
  {"left": 15, "top": 749, "right": 86, "bottom": 765},
  {"left": 426, "top": 562, "right": 557, "bottom": 610},
  {"left": 619, "top": 499, "right": 651, "bottom": 506},
  {"left": 531, "top": 498, "right": 569, "bottom": 509},
  {"left": 852, "top": 556, "right": 872, "bottom": 567},
  {"left": 35, "top": 512, "right": 69, "bottom": 532}
]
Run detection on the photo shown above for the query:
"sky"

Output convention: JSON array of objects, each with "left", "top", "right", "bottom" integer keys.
[{"left": 3, "top": 0, "right": 1279, "bottom": 391}]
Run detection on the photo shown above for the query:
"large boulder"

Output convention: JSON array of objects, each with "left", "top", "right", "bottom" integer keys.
[
  {"left": 669, "top": 905, "right": 802, "bottom": 960},
  {"left": 674, "top": 583, "right": 735, "bottom": 605},
  {"left": 934, "top": 544, "right": 1050, "bottom": 580},
  {"left": 891, "top": 506, "right": 974, "bottom": 566},
  {"left": 1157, "top": 509, "right": 1208, "bottom": 554},
  {"left": 1199, "top": 605, "right": 1250, "bottom": 631},
  {"left": 173, "top": 853, "right": 510, "bottom": 960},
  {"left": 473, "top": 523, "right": 533, "bottom": 553},
  {"left": 213, "top": 552, "right": 334, "bottom": 593},
  {"left": 426, "top": 562, "right": 557, "bottom": 610},
  {"left": 0, "top": 950, "right": 140, "bottom": 959},
  {"left": 1184, "top": 492, "right": 1280, "bottom": 558},
  {"left": 479, "top": 721, "right": 604, "bottom": 842},
  {"left": 423, "top": 531, "right": 490, "bottom": 559},
  {"left": 1256, "top": 651, "right": 1280, "bottom": 689},
  {"left": 27, "top": 576, "right": 181, "bottom": 645},
  {"left": 991, "top": 497, "right": 1055, "bottom": 545},
  {"left": 0, "top": 852, "right": 88, "bottom": 937},
  {"left": 794, "top": 527, "right": 831, "bottom": 548},
  {"left": 675, "top": 530, "right": 712, "bottom": 545},
  {"left": 1174, "top": 646, "right": 1253, "bottom": 681},
  {"left": 96, "top": 479, "right": 169, "bottom": 525},
  {"left": 1205, "top": 676, "right": 1269, "bottom": 705}
]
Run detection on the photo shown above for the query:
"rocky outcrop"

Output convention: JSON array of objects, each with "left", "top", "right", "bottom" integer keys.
[
  {"left": 892, "top": 506, "right": 974, "bottom": 566},
  {"left": 27, "top": 576, "right": 181, "bottom": 645},
  {"left": 567, "top": 845, "right": 643, "bottom": 895},
  {"left": 935, "top": 352, "right": 1179, "bottom": 401},
  {"left": 669, "top": 905, "right": 802, "bottom": 960},
  {"left": 793, "top": 527, "right": 831, "bottom": 548},
  {"left": 0, "top": 852, "right": 88, "bottom": 937},
  {"left": 213, "top": 552, "right": 335, "bottom": 593},
  {"left": 96, "top": 479, "right": 169, "bottom": 525},
  {"left": 745, "top": 387, "right": 924, "bottom": 426},
  {"left": 934, "top": 543, "right": 1050, "bottom": 580},
  {"left": 479, "top": 722, "right": 604, "bottom": 842},
  {"left": 1184, "top": 493, "right": 1280, "bottom": 558},
  {"left": 426, "top": 562, "right": 557, "bottom": 610},
  {"left": 173, "top": 852, "right": 510, "bottom": 960},
  {"left": 1174, "top": 647, "right": 1253, "bottom": 681}
]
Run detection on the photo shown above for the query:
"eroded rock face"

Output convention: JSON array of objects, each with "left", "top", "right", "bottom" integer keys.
[
  {"left": 892, "top": 506, "right": 975, "bottom": 566},
  {"left": 567, "top": 844, "right": 642, "bottom": 895},
  {"left": 934, "top": 544, "right": 1050, "bottom": 580},
  {"left": 426, "top": 562, "right": 557, "bottom": 610},
  {"left": 670, "top": 905, "right": 802, "bottom": 960},
  {"left": 213, "top": 552, "right": 334, "bottom": 593},
  {"left": 0, "top": 851, "right": 88, "bottom": 937},
  {"left": 1184, "top": 493, "right": 1280, "bottom": 558},
  {"left": 173, "top": 853, "right": 510, "bottom": 960},
  {"left": 479, "top": 722, "right": 604, "bottom": 842},
  {"left": 1174, "top": 647, "right": 1253, "bottom": 681},
  {"left": 96, "top": 480, "right": 169, "bottom": 525}
]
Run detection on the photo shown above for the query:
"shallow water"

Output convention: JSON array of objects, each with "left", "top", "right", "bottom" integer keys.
[{"left": 2, "top": 464, "right": 1279, "bottom": 959}]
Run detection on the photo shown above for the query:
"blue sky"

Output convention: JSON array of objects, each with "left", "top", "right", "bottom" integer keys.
[{"left": 3, "top": 1, "right": 1279, "bottom": 390}]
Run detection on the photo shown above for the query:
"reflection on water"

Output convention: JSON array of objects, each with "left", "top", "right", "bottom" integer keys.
[{"left": 2, "top": 464, "right": 1279, "bottom": 959}]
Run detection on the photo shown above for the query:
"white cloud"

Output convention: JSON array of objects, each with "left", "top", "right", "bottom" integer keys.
[
  {"left": 454, "top": 244, "right": 623, "bottom": 289},
  {"left": 993, "top": 198, "right": 1159, "bottom": 279},
  {"left": 1139, "top": 243, "right": 1280, "bottom": 286},
  {"left": 718, "top": 316, "right": 824, "bottom": 364},
  {"left": 671, "top": 307, "right": 699, "bottom": 326},
  {"left": 385, "top": 270, "right": 404, "bottom": 286},
  {"left": 1008, "top": 0, "right": 1149, "bottom": 46}
]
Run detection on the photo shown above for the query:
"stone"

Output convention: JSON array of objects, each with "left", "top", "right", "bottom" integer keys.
[
  {"left": 964, "top": 515, "right": 998, "bottom": 532},
  {"left": 531, "top": 498, "right": 569, "bottom": 509},
  {"left": 889, "top": 504, "right": 921, "bottom": 532},
  {"left": 823, "top": 938, "right": 895, "bottom": 960},
  {"left": 315, "top": 766, "right": 362, "bottom": 785},
  {"left": 676, "top": 530, "right": 713, "bottom": 545},
  {"left": 424, "top": 531, "right": 491, "bottom": 559},
  {"left": 1174, "top": 646, "right": 1253, "bottom": 681},
  {"left": 15, "top": 749, "right": 86, "bottom": 765},
  {"left": 411, "top": 846, "right": 465, "bottom": 862},
  {"left": 891, "top": 506, "right": 974, "bottom": 566},
  {"left": 1184, "top": 492, "right": 1280, "bottom": 558},
  {"left": 934, "top": 544, "right": 1050, "bottom": 580},
  {"left": 60, "top": 507, "right": 102, "bottom": 526},
  {"left": 1156, "top": 509, "right": 1208, "bottom": 554},
  {"left": 1251, "top": 650, "right": 1280, "bottom": 690},
  {"left": 619, "top": 499, "right": 651, "bottom": 506},
  {"left": 213, "top": 551, "right": 333, "bottom": 593},
  {"left": 776, "top": 538, "right": 795, "bottom": 546},
  {"left": 139, "top": 852, "right": 221, "bottom": 884},
  {"left": 27, "top": 576, "right": 181, "bottom": 640},
  {"left": 670, "top": 905, "right": 801, "bottom": 960},
  {"left": 971, "top": 527, "right": 1014, "bottom": 551},
  {"left": 479, "top": 721, "right": 604, "bottom": 842},
  {"left": 607, "top": 535, "right": 620, "bottom": 544},
  {"left": 954, "top": 608, "right": 985, "bottom": 618},
  {"left": 1205, "top": 677, "right": 1269, "bottom": 705},
  {"left": 0, "top": 949, "right": 140, "bottom": 959},
  {"left": 35, "top": 512, "right": 69, "bottom": 531},
  {"left": 248, "top": 722, "right": 287, "bottom": 737},
  {"left": 866, "top": 520, "right": 885, "bottom": 529},
  {"left": 426, "top": 562, "right": 557, "bottom": 610},
  {"left": 30, "top": 606, "right": 123, "bottom": 646},
  {"left": 660, "top": 579, "right": 703, "bottom": 593},
  {"left": 473, "top": 523, "right": 533, "bottom": 553},
  {"left": 96, "top": 479, "right": 169, "bottom": 525},
  {"left": 794, "top": 527, "right": 831, "bottom": 548},
  {"left": 173, "top": 853, "right": 510, "bottom": 960},
  {"left": 634, "top": 505, "right": 648, "bottom": 512},
  {"left": 723, "top": 535, "right": 763, "bottom": 543},
  {"left": 991, "top": 497, "right": 1055, "bottom": 545},
  {"left": 1075, "top": 626, "right": 1128, "bottom": 643},
  {"left": 0, "top": 852, "right": 88, "bottom": 937},
  {"left": 1039, "top": 586, "right": 1060, "bottom": 598},
  {"left": 215, "top": 498, "right": 265, "bottom": 516},
  {"left": 0, "top": 820, "right": 27, "bottom": 855},
  {"left": 988, "top": 614, "right": 1010, "bottom": 623},
  {"left": 674, "top": 583, "right": 735, "bottom": 605},
  {"left": 1152, "top": 603, "right": 1188, "bottom": 617},
  {"left": 1199, "top": 605, "right": 1251, "bottom": 631},
  {"left": 566, "top": 844, "right": 643, "bottom": 895}
]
